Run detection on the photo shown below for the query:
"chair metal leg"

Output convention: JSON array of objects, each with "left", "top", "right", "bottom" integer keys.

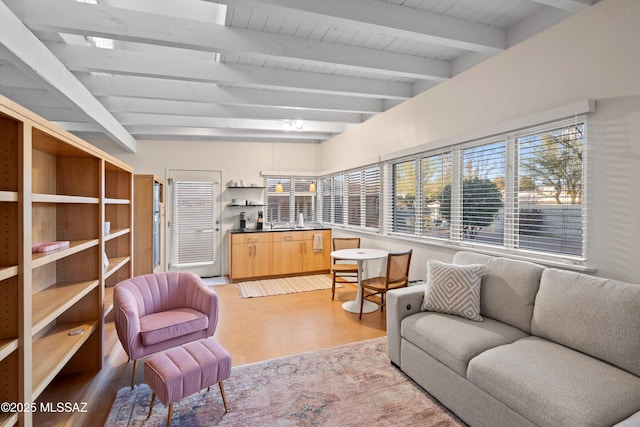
[
  {"left": 331, "top": 272, "right": 336, "bottom": 300},
  {"left": 131, "top": 359, "right": 138, "bottom": 390},
  {"left": 167, "top": 403, "right": 174, "bottom": 427},
  {"left": 147, "top": 393, "right": 156, "bottom": 419},
  {"left": 219, "top": 382, "right": 229, "bottom": 413}
]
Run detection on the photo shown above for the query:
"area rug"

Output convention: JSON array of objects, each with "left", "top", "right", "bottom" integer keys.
[
  {"left": 237, "top": 274, "right": 337, "bottom": 298},
  {"left": 105, "top": 337, "right": 464, "bottom": 426}
]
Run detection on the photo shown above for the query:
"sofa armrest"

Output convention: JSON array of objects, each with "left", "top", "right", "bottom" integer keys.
[{"left": 386, "top": 285, "right": 426, "bottom": 366}]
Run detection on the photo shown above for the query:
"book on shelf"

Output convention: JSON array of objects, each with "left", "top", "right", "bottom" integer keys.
[{"left": 32, "top": 241, "right": 70, "bottom": 253}]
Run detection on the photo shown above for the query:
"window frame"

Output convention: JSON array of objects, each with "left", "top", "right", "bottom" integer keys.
[
  {"left": 264, "top": 176, "right": 317, "bottom": 225},
  {"left": 385, "top": 115, "right": 587, "bottom": 262},
  {"left": 319, "top": 164, "right": 381, "bottom": 232}
]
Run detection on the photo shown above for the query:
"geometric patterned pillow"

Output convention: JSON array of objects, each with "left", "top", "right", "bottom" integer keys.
[{"left": 420, "top": 259, "right": 486, "bottom": 321}]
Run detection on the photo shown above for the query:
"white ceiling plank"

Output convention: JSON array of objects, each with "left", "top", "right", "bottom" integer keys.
[
  {"left": 529, "top": 0, "right": 594, "bottom": 13},
  {"left": 212, "top": 0, "right": 507, "bottom": 54},
  {"left": 18, "top": 0, "right": 450, "bottom": 81},
  {"left": 112, "top": 112, "right": 346, "bottom": 133},
  {"left": 1, "top": 0, "right": 591, "bottom": 148},
  {"left": 55, "top": 122, "right": 332, "bottom": 141},
  {"left": 0, "top": 2, "right": 136, "bottom": 152},
  {"left": 46, "top": 43, "right": 412, "bottom": 100},
  {"left": 97, "top": 96, "right": 365, "bottom": 123},
  {"left": 76, "top": 74, "right": 385, "bottom": 114},
  {"left": 125, "top": 126, "right": 332, "bottom": 141}
]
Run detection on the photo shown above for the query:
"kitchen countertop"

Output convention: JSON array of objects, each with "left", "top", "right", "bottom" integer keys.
[{"left": 229, "top": 226, "right": 330, "bottom": 234}]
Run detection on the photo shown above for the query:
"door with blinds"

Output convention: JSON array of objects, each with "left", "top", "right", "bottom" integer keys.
[{"left": 167, "top": 169, "right": 222, "bottom": 277}]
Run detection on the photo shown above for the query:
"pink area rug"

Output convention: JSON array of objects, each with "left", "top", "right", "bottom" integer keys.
[{"left": 105, "top": 337, "right": 464, "bottom": 426}]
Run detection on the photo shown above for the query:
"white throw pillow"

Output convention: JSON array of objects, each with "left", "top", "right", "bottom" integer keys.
[{"left": 420, "top": 259, "right": 486, "bottom": 321}]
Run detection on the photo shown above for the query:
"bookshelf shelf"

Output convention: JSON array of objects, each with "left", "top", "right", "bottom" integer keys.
[{"left": 0, "top": 95, "right": 133, "bottom": 426}]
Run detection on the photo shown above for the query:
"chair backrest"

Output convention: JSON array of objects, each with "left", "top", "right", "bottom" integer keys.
[
  {"left": 115, "top": 271, "right": 205, "bottom": 316},
  {"left": 333, "top": 237, "right": 360, "bottom": 251},
  {"left": 385, "top": 250, "right": 412, "bottom": 288}
]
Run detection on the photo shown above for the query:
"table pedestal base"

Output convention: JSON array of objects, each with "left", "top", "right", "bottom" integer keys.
[{"left": 342, "top": 299, "right": 378, "bottom": 314}]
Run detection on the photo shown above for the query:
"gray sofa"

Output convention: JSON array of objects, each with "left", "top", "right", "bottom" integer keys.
[{"left": 387, "top": 251, "right": 640, "bottom": 427}]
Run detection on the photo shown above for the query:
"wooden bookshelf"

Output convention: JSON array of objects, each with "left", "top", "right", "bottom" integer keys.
[
  {"left": 0, "top": 95, "right": 133, "bottom": 426},
  {"left": 0, "top": 106, "right": 20, "bottom": 427},
  {"left": 133, "top": 175, "right": 164, "bottom": 275}
]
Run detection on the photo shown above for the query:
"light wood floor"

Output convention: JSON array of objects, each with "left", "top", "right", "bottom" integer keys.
[{"left": 35, "top": 278, "right": 386, "bottom": 426}]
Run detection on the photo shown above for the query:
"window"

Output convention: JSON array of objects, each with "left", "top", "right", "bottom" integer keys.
[
  {"left": 388, "top": 116, "right": 586, "bottom": 260},
  {"left": 390, "top": 154, "right": 452, "bottom": 238},
  {"left": 319, "top": 164, "right": 381, "bottom": 230},
  {"left": 421, "top": 153, "right": 452, "bottom": 238},
  {"left": 458, "top": 140, "right": 506, "bottom": 244},
  {"left": 171, "top": 180, "right": 216, "bottom": 267},
  {"left": 265, "top": 176, "right": 316, "bottom": 225},
  {"left": 517, "top": 122, "right": 584, "bottom": 256},
  {"left": 364, "top": 167, "right": 380, "bottom": 228},
  {"left": 392, "top": 160, "right": 416, "bottom": 234},
  {"left": 333, "top": 175, "right": 344, "bottom": 224},
  {"left": 266, "top": 178, "right": 291, "bottom": 223}
]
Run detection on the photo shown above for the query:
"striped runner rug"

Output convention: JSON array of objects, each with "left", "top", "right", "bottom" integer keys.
[{"left": 237, "top": 274, "right": 335, "bottom": 298}]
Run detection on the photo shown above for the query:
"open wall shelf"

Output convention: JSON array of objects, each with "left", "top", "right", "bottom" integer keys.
[{"left": 0, "top": 95, "right": 133, "bottom": 426}]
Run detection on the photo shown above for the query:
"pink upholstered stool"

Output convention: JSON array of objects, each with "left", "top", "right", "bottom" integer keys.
[{"left": 144, "top": 337, "right": 231, "bottom": 427}]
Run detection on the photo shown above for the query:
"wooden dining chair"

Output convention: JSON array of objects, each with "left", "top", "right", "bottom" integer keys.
[
  {"left": 331, "top": 237, "right": 361, "bottom": 300},
  {"left": 359, "top": 250, "right": 412, "bottom": 319}
]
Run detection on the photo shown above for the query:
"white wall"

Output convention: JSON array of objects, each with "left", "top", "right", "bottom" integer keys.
[
  {"left": 319, "top": 0, "right": 640, "bottom": 283},
  {"left": 117, "top": 140, "right": 318, "bottom": 275},
  {"left": 115, "top": 0, "right": 640, "bottom": 283}
]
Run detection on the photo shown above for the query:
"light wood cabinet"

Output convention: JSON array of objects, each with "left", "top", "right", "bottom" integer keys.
[
  {"left": 301, "top": 230, "right": 331, "bottom": 272},
  {"left": 230, "top": 233, "right": 273, "bottom": 280},
  {"left": 0, "top": 95, "right": 133, "bottom": 426},
  {"left": 230, "top": 229, "right": 330, "bottom": 281},
  {"left": 133, "top": 175, "right": 164, "bottom": 276}
]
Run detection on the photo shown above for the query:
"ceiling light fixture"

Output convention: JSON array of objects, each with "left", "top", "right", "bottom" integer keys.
[
  {"left": 275, "top": 181, "right": 283, "bottom": 193},
  {"left": 284, "top": 120, "right": 304, "bottom": 131}
]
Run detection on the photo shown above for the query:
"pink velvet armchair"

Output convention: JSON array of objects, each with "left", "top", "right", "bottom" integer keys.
[{"left": 113, "top": 271, "right": 219, "bottom": 388}]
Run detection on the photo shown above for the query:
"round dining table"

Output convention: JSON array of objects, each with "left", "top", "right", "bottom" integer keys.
[{"left": 330, "top": 248, "right": 389, "bottom": 314}]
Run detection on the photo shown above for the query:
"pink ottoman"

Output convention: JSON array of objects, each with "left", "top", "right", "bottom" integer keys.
[{"left": 144, "top": 338, "right": 231, "bottom": 426}]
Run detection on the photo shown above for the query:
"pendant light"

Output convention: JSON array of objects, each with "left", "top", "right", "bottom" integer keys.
[{"left": 275, "top": 180, "right": 283, "bottom": 193}]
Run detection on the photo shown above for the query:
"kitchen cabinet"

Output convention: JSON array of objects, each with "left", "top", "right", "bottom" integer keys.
[
  {"left": 230, "top": 233, "right": 273, "bottom": 280},
  {"left": 272, "top": 230, "right": 331, "bottom": 275},
  {"left": 230, "top": 229, "right": 330, "bottom": 281},
  {"left": 133, "top": 175, "right": 164, "bottom": 276},
  {"left": 272, "top": 232, "right": 304, "bottom": 275},
  {"left": 301, "top": 230, "right": 331, "bottom": 272},
  {"left": 0, "top": 95, "right": 133, "bottom": 426}
]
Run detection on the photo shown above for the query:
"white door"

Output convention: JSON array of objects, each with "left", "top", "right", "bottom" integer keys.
[{"left": 167, "top": 169, "right": 222, "bottom": 277}]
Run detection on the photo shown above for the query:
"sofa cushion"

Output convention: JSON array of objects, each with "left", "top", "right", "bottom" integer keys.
[
  {"left": 421, "top": 260, "right": 485, "bottom": 321},
  {"left": 453, "top": 251, "right": 543, "bottom": 332},
  {"left": 140, "top": 308, "right": 209, "bottom": 346},
  {"left": 532, "top": 268, "right": 640, "bottom": 376},
  {"left": 402, "top": 311, "right": 528, "bottom": 376},
  {"left": 468, "top": 336, "right": 640, "bottom": 427}
]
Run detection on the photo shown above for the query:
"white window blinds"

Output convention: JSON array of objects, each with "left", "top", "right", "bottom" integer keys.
[
  {"left": 319, "top": 164, "right": 381, "bottom": 231},
  {"left": 516, "top": 118, "right": 585, "bottom": 256},
  {"left": 265, "top": 176, "right": 317, "bottom": 225},
  {"left": 392, "top": 160, "right": 417, "bottom": 235},
  {"left": 421, "top": 153, "right": 452, "bottom": 238},
  {"left": 458, "top": 140, "right": 506, "bottom": 245},
  {"left": 171, "top": 181, "right": 216, "bottom": 267},
  {"left": 384, "top": 115, "right": 587, "bottom": 260}
]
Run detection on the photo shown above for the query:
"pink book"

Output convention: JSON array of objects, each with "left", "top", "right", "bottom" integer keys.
[{"left": 32, "top": 241, "right": 70, "bottom": 253}]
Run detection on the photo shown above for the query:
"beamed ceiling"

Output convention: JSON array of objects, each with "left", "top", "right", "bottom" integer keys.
[{"left": 0, "top": 0, "right": 596, "bottom": 153}]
